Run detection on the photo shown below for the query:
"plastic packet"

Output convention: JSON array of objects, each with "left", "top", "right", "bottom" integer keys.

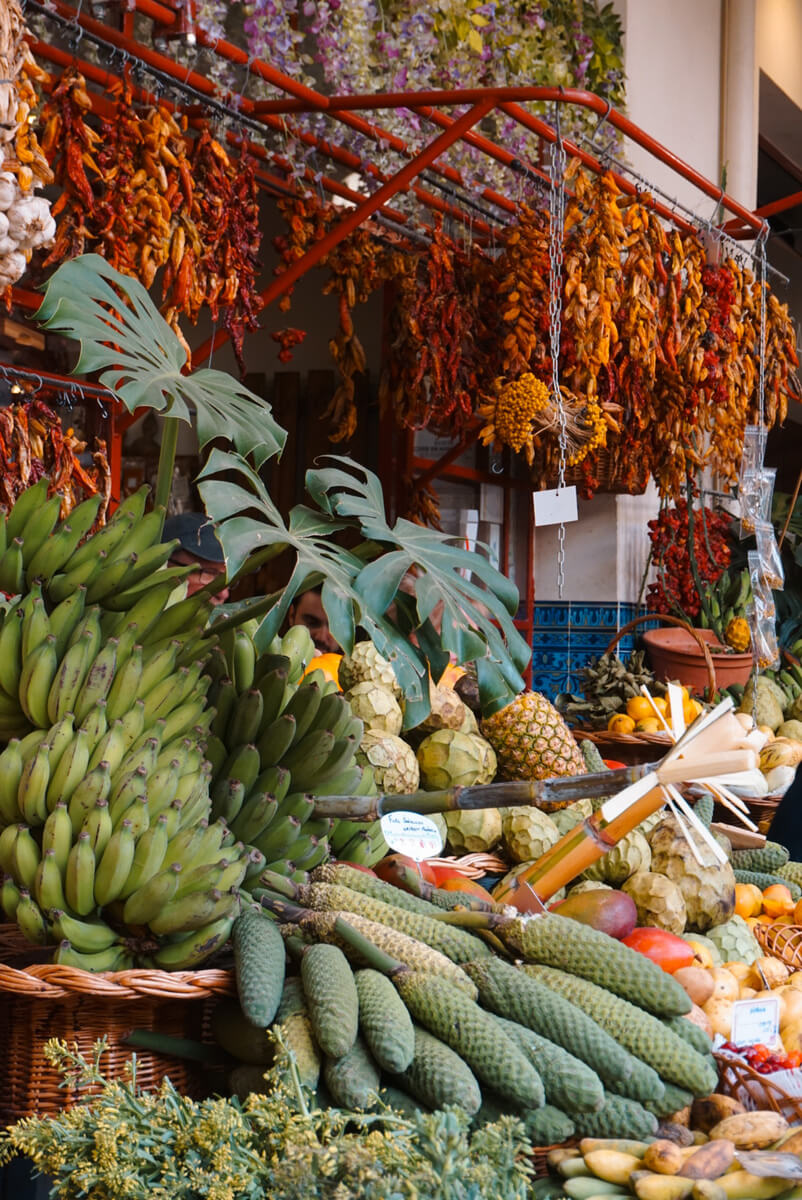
[
  {"left": 748, "top": 550, "right": 776, "bottom": 622},
  {"left": 748, "top": 602, "right": 780, "bottom": 671},
  {"left": 754, "top": 520, "right": 784, "bottom": 590},
  {"left": 739, "top": 425, "right": 767, "bottom": 484},
  {"left": 739, "top": 467, "right": 776, "bottom": 538}
]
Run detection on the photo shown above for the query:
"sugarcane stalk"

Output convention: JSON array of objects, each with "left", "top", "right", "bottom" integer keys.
[{"left": 311, "top": 763, "right": 653, "bottom": 820}]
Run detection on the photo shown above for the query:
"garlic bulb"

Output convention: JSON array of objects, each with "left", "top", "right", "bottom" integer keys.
[
  {"left": 7, "top": 194, "right": 52, "bottom": 248},
  {"left": 0, "top": 173, "right": 15, "bottom": 211}
]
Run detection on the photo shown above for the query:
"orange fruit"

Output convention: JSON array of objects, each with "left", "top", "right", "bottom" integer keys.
[
  {"left": 683, "top": 698, "right": 703, "bottom": 723},
  {"left": 635, "top": 717, "right": 661, "bottom": 734},
  {"left": 438, "top": 662, "right": 466, "bottom": 690},
  {"left": 301, "top": 653, "right": 342, "bottom": 687},
  {"left": 651, "top": 696, "right": 668, "bottom": 716},
  {"left": 762, "top": 884, "right": 796, "bottom": 918},
  {"left": 735, "top": 882, "right": 764, "bottom": 919},
  {"left": 794, "top": 898, "right": 802, "bottom": 926},
  {"left": 608, "top": 713, "right": 635, "bottom": 734},
  {"left": 626, "top": 696, "right": 655, "bottom": 721}
]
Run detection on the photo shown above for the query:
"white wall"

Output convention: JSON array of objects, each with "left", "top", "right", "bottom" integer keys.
[{"left": 757, "top": 0, "right": 802, "bottom": 110}]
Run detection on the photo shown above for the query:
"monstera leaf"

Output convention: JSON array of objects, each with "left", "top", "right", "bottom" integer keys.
[
  {"left": 199, "top": 451, "right": 529, "bottom": 723},
  {"left": 34, "top": 255, "right": 285, "bottom": 468}
]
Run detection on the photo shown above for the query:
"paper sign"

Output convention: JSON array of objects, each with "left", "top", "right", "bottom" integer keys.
[
  {"left": 730, "top": 996, "right": 781, "bottom": 1049},
  {"left": 533, "top": 486, "right": 578, "bottom": 527},
  {"left": 667, "top": 682, "right": 686, "bottom": 738},
  {"left": 380, "top": 811, "right": 444, "bottom": 861}
]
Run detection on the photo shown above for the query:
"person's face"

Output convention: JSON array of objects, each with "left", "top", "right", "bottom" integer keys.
[
  {"left": 290, "top": 591, "right": 340, "bottom": 653},
  {"left": 170, "top": 548, "right": 230, "bottom": 605}
]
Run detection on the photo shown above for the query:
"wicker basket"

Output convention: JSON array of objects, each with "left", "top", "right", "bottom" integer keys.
[
  {"left": 715, "top": 1052, "right": 802, "bottom": 1122},
  {"left": 531, "top": 1138, "right": 579, "bottom": 1179},
  {"left": 0, "top": 929, "right": 234, "bottom": 1120},
  {"left": 755, "top": 922, "right": 802, "bottom": 969}
]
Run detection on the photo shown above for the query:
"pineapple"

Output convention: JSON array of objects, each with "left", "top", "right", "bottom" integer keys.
[
  {"left": 481, "top": 691, "right": 586, "bottom": 784},
  {"left": 724, "top": 617, "right": 750, "bottom": 652}
]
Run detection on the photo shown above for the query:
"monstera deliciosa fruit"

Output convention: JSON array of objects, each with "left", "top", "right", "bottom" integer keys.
[{"left": 34, "top": 255, "right": 529, "bottom": 726}]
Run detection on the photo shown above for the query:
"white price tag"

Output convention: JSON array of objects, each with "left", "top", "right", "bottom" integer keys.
[
  {"left": 533, "top": 486, "right": 578, "bottom": 527},
  {"left": 731, "top": 996, "right": 782, "bottom": 1049},
  {"left": 667, "top": 682, "right": 686, "bottom": 738},
  {"left": 379, "top": 812, "right": 444, "bottom": 862}
]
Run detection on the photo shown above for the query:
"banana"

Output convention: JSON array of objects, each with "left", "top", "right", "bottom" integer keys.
[
  {"left": 0, "top": 603, "right": 23, "bottom": 696},
  {"left": 84, "top": 550, "right": 141, "bottom": 607},
  {"left": 88, "top": 720, "right": 128, "bottom": 775},
  {"left": 180, "top": 819, "right": 229, "bottom": 872},
  {"left": 143, "top": 758, "right": 181, "bottom": 819},
  {"left": 17, "top": 741, "right": 51, "bottom": 826},
  {"left": 283, "top": 682, "right": 322, "bottom": 746},
  {"left": 297, "top": 737, "right": 359, "bottom": 795},
  {"left": 16, "top": 890, "right": 49, "bottom": 945},
  {"left": 104, "top": 508, "right": 166, "bottom": 571},
  {"left": 118, "top": 698, "right": 146, "bottom": 751},
  {"left": 81, "top": 797, "right": 113, "bottom": 860},
  {"left": 18, "top": 632, "right": 58, "bottom": 728},
  {"left": 44, "top": 715, "right": 76, "bottom": 778},
  {"left": 103, "top": 562, "right": 194, "bottom": 614},
  {"left": 18, "top": 494, "right": 62, "bottom": 568},
  {"left": 114, "top": 622, "right": 141, "bottom": 668},
  {"left": 94, "top": 818, "right": 136, "bottom": 908},
  {"left": 250, "top": 765, "right": 292, "bottom": 807},
  {"left": 163, "top": 798, "right": 186, "bottom": 841},
  {"left": 53, "top": 940, "right": 129, "bottom": 972},
  {"left": 46, "top": 588, "right": 84, "bottom": 662},
  {"left": 179, "top": 785, "right": 211, "bottom": 832},
  {"left": 255, "top": 665, "right": 291, "bottom": 731},
  {"left": 160, "top": 696, "right": 208, "bottom": 745},
  {"left": 105, "top": 645, "right": 144, "bottom": 722},
  {"left": 10, "top": 825, "right": 41, "bottom": 889},
  {"left": 6, "top": 478, "right": 49, "bottom": 541},
  {"left": 66, "top": 486, "right": 147, "bottom": 572},
  {"left": 142, "top": 593, "right": 211, "bottom": 646},
  {"left": 50, "top": 909, "right": 120, "bottom": 953},
  {"left": 122, "top": 862, "right": 182, "bottom": 926},
  {"left": 107, "top": 579, "right": 175, "bottom": 640},
  {"left": 47, "top": 552, "right": 107, "bottom": 605},
  {"left": 115, "top": 735, "right": 161, "bottom": 785},
  {"left": 0, "top": 537, "right": 24, "bottom": 595},
  {"left": 18, "top": 728, "right": 48, "bottom": 762},
  {"left": 79, "top": 699, "right": 108, "bottom": 753},
  {"left": 34, "top": 848, "right": 68, "bottom": 914},
  {"left": 253, "top": 814, "right": 303, "bottom": 861},
  {"left": 46, "top": 727, "right": 91, "bottom": 813},
  {"left": 0, "top": 824, "right": 20, "bottom": 873},
  {"left": 280, "top": 624, "right": 316, "bottom": 683},
  {"left": 275, "top": 792, "right": 316, "bottom": 824},
  {"left": 68, "top": 606, "right": 105, "bottom": 657},
  {"left": 280, "top": 728, "right": 336, "bottom": 780},
  {"left": 42, "top": 800, "right": 73, "bottom": 877},
  {"left": 1, "top": 875, "right": 20, "bottom": 919},
  {"left": 47, "top": 627, "right": 93, "bottom": 724},
  {"left": 111, "top": 539, "right": 175, "bottom": 595},
  {"left": 242, "top": 848, "right": 267, "bottom": 887},
  {"left": 164, "top": 824, "right": 206, "bottom": 867},
  {"left": 118, "top": 813, "right": 169, "bottom": 900},
  {"left": 230, "top": 792, "right": 279, "bottom": 846},
  {"left": 220, "top": 742, "right": 261, "bottom": 794},
  {"left": 210, "top": 677, "right": 237, "bottom": 740},
  {"left": 314, "top": 691, "right": 355, "bottom": 741},
  {"left": 211, "top": 777, "right": 246, "bottom": 824},
  {"left": 108, "top": 765, "right": 148, "bottom": 827},
  {"left": 73, "top": 638, "right": 118, "bottom": 724},
  {"left": 0, "top": 739, "right": 23, "bottom": 823},
  {"left": 26, "top": 499, "right": 101, "bottom": 586},
  {"left": 117, "top": 795, "right": 149, "bottom": 840},
  {"left": 151, "top": 914, "right": 235, "bottom": 969},
  {"left": 203, "top": 734, "right": 227, "bottom": 779},
  {"left": 256, "top": 713, "right": 297, "bottom": 769},
  {"left": 141, "top": 671, "right": 186, "bottom": 726},
  {"left": 225, "top": 688, "right": 264, "bottom": 747},
  {"left": 138, "top": 640, "right": 180, "bottom": 700},
  {"left": 68, "top": 760, "right": 112, "bottom": 835},
  {"left": 214, "top": 856, "right": 249, "bottom": 893},
  {"left": 230, "top": 630, "right": 256, "bottom": 692},
  {"left": 148, "top": 886, "right": 238, "bottom": 936}
]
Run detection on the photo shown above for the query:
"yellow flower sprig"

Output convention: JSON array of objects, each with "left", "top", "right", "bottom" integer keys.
[{"left": 479, "top": 374, "right": 608, "bottom": 468}]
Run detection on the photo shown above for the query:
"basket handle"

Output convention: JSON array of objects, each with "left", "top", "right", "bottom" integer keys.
[{"left": 604, "top": 614, "right": 717, "bottom": 698}]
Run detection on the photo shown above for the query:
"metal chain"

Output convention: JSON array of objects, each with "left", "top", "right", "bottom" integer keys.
[
  {"left": 757, "top": 222, "right": 769, "bottom": 432},
  {"left": 548, "top": 103, "right": 568, "bottom": 599}
]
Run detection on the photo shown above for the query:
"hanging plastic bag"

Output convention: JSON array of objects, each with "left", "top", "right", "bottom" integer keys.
[
  {"left": 747, "top": 602, "right": 780, "bottom": 671},
  {"left": 739, "top": 425, "right": 767, "bottom": 485},
  {"left": 754, "top": 520, "right": 784, "bottom": 590},
  {"left": 739, "top": 466, "right": 776, "bottom": 538},
  {"left": 748, "top": 549, "right": 776, "bottom": 622}
]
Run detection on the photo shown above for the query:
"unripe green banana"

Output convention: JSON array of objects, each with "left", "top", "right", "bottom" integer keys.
[
  {"left": 34, "top": 848, "right": 68, "bottom": 914},
  {"left": 68, "top": 760, "right": 112, "bottom": 835},
  {"left": 50, "top": 909, "right": 119, "bottom": 953},
  {"left": 46, "top": 727, "right": 91, "bottom": 812},
  {"left": 47, "top": 627, "right": 93, "bottom": 724},
  {"left": 28, "top": 493, "right": 102, "bottom": 581},
  {"left": 118, "top": 698, "right": 146, "bottom": 751},
  {"left": 164, "top": 824, "right": 206, "bottom": 867},
  {"left": 123, "top": 862, "right": 182, "bottom": 926},
  {"left": 50, "top": 585, "right": 90, "bottom": 658},
  {"left": 256, "top": 665, "right": 290, "bottom": 728},
  {"left": 107, "top": 579, "right": 174, "bottom": 639},
  {"left": 74, "top": 638, "right": 118, "bottom": 724},
  {"left": 211, "top": 777, "right": 246, "bottom": 824},
  {"left": 116, "top": 734, "right": 161, "bottom": 785},
  {"left": 0, "top": 739, "right": 23, "bottom": 823},
  {"left": 47, "top": 552, "right": 106, "bottom": 605},
  {"left": 290, "top": 836, "right": 329, "bottom": 873},
  {"left": 105, "top": 645, "right": 143, "bottom": 722},
  {"left": 230, "top": 792, "right": 278, "bottom": 846},
  {"left": 19, "top": 494, "right": 62, "bottom": 568},
  {"left": 85, "top": 552, "right": 138, "bottom": 606},
  {"left": 88, "top": 720, "right": 128, "bottom": 776},
  {"left": 253, "top": 814, "right": 302, "bottom": 862},
  {"left": 46, "top": 713, "right": 77, "bottom": 774},
  {"left": 81, "top": 797, "right": 113, "bottom": 860},
  {"left": 10, "top": 825, "right": 41, "bottom": 890},
  {"left": 275, "top": 792, "right": 316, "bottom": 824},
  {"left": 114, "top": 622, "right": 140, "bottom": 668},
  {"left": 144, "top": 759, "right": 181, "bottom": 819},
  {"left": 17, "top": 741, "right": 51, "bottom": 826},
  {"left": 105, "top": 507, "right": 165, "bottom": 572},
  {"left": 1, "top": 874, "right": 20, "bottom": 919},
  {"left": 19, "top": 633, "right": 58, "bottom": 728},
  {"left": 142, "top": 592, "right": 211, "bottom": 646},
  {"left": 94, "top": 818, "right": 136, "bottom": 908},
  {"left": 42, "top": 800, "right": 73, "bottom": 877},
  {"left": 230, "top": 630, "right": 256, "bottom": 692},
  {"left": 117, "top": 794, "right": 149, "bottom": 840},
  {"left": 67, "top": 605, "right": 102, "bottom": 662},
  {"left": 0, "top": 602, "right": 23, "bottom": 697},
  {"left": 162, "top": 798, "right": 186, "bottom": 841},
  {"left": 282, "top": 682, "right": 323, "bottom": 746},
  {"left": 295, "top": 735, "right": 358, "bottom": 794},
  {"left": 221, "top": 743, "right": 261, "bottom": 796},
  {"left": 213, "top": 856, "right": 249, "bottom": 893},
  {"left": 141, "top": 671, "right": 185, "bottom": 726},
  {"left": 108, "top": 764, "right": 148, "bottom": 827},
  {"left": 53, "top": 940, "right": 130, "bottom": 972},
  {"left": 118, "top": 813, "right": 169, "bottom": 900},
  {"left": 16, "top": 890, "right": 49, "bottom": 945},
  {"left": 210, "top": 677, "right": 237, "bottom": 740},
  {"left": 112, "top": 539, "right": 175, "bottom": 595},
  {"left": 180, "top": 819, "right": 229, "bottom": 872},
  {"left": 256, "top": 713, "right": 296, "bottom": 769},
  {"left": 151, "top": 914, "right": 235, "bottom": 969},
  {"left": 280, "top": 624, "right": 316, "bottom": 683},
  {"left": 64, "top": 830, "right": 97, "bottom": 917},
  {"left": 250, "top": 766, "right": 292, "bottom": 807},
  {"left": 0, "top": 824, "right": 19, "bottom": 874},
  {"left": 19, "top": 728, "right": 48, "bottom": 762},
  {"left": 164, "top": 697, "right": 210, "bottom": 746},
  {"left": 6, "top": 477, "right": 48, "bottom": 541},
  {"left": 0, "top": 537, "right": 24, "bottom": 595},
  {"left": 280, "top": 729, "right": 336, "bottom": 781},
  {"left": 148, "top": 885, "right": 238, "bottom": 936},
  {"left": 66, "top": 489, "right": 145, "bottom": 574},
  {"left": 79, "top": 699, "right": 108, "bottom": 754},
  {"left": 138, "top": 640, "right": 180, "bottom": 700}
]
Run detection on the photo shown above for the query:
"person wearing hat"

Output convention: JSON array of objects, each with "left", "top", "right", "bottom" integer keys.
[{"left": 162, "top": 512, "right": 230, "bottom": 606}]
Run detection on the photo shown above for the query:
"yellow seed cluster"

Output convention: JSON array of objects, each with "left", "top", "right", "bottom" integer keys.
[
  {"left": 479, "top": 373, "right": 550, "bottom": 459},
  {"left": 566, "top": 398, "right": 608, "bottom": 466}
]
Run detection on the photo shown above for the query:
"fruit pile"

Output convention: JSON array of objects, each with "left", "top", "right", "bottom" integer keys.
[
  {"left": 607, "top": 688, "right": 703, "bottom": 737},
  {"left": 720, "top": 1041, "right": 802, "bottom": 1073},
  {"left": 224, "top": 863, "right": 720, "bottom": 1146},
  {"left": 559, "top": 650, "right": 666, "bottom": 730}
]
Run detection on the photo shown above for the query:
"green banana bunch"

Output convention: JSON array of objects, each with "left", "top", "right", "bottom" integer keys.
[{"left": 207, "top": 624, "right": 373, "bottom": 888}]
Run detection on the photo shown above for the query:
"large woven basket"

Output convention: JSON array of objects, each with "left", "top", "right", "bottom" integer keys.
[
  {"left": 755, "top": 922, "right": 802, "bottom": 969},
  {"left": 0, "top": 929, "right": 234, "bottom": 1120}
]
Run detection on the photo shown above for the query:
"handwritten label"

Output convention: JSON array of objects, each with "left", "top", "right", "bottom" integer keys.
[
  {"left": 380, "top": 812, "right": 444, "bottom": 861},
  {"left": 533, "top": 486, "right": 578, "bottom": 527},
  {"left": 731, "top": 996, "right": 781, "bottom": 1049}
]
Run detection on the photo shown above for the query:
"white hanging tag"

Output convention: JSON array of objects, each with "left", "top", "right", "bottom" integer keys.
[
  {"left": 379, "top": 811, "right": 444, "bottom": 861},
  {"left": 667, "top": 682, "right": 686, "bottom": 738},
  {"left": 533, "top": 487, "right": 578, "bottom": 526}
]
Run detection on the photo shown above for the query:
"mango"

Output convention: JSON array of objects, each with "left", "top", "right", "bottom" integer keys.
[
  {"left": 632, "top": 1174, "right": 694, "bottom": 1200},
  {"left": 551, "top": 888, "right": 637, "bottom": 940},
  {"left": 584, "top": 1150, "right": 644, "bottom": 1185}
]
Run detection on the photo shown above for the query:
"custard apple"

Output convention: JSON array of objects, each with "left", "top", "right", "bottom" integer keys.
[
  {"left": 582, "top": 829, "right": 651, "bottom": 886},
  {"left": 344, "top": 682, "right": 403, "bottom": 736},
  {"left": 649, "top": 815, "right": 735, "bottom": 931},
  {"left": 622, "top": 871, "right": 687, "bottom": 935},
  {"left": 443, "top": 809, "right": 502, "bottom": 855},
  {"left": 501, "top": 807, "right": 561, "bottom": 864},
  {"left": 417, "top": 729, "right": 497, "bottom": 791},
  {"left": 357, "top": 731, "right": 419, "bottom": 794}
]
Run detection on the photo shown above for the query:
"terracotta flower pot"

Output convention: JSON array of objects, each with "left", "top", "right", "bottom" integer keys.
[{"left": 642, "top": 626, "right": 753, "bottom": 694}]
